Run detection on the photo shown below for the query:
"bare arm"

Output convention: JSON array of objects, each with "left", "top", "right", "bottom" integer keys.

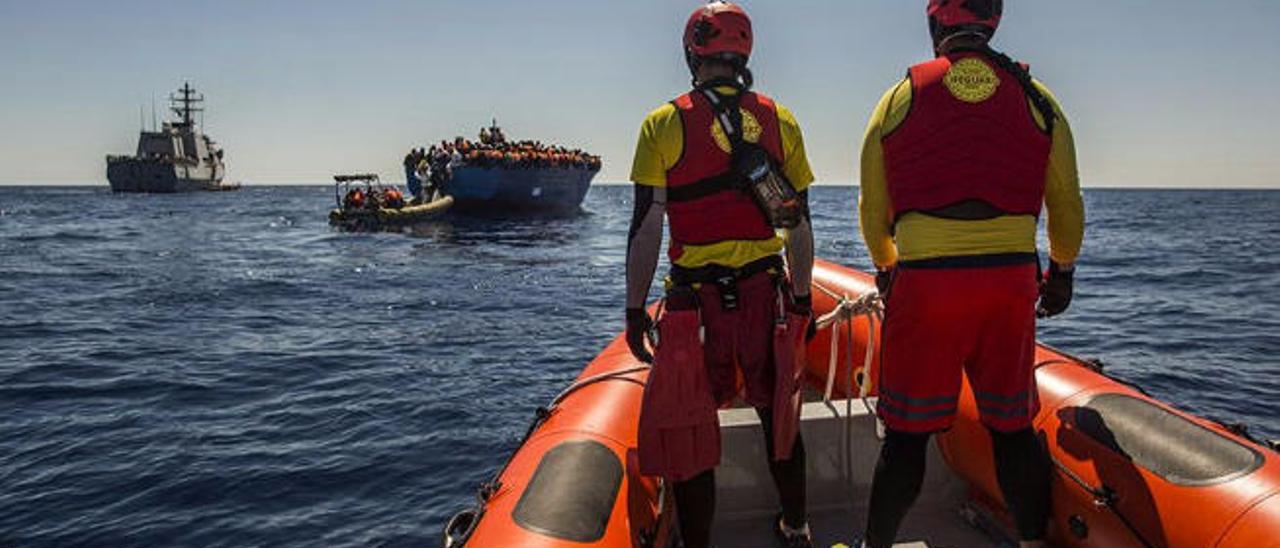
[{"left": 625, "top": 185, "right": 666, "bottom": 309}]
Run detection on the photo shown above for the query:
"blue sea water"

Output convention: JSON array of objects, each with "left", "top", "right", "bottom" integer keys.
[{"left": 0, "top": 185, "right": 1277, "bottom": 547}]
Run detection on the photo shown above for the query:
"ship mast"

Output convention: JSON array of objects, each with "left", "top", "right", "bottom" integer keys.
[{"left": 169, "top": 82, "right": 204, "bottom": 128}]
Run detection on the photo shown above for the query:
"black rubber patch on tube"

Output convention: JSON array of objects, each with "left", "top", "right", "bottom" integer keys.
[
  {"left": 1075, "top": 393, "right": 1263, "bottom": 486},
  {"left": 512, "top": 440, "right": 623, "bottom": 542}
]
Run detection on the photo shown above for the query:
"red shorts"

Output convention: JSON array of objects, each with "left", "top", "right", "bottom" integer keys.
[
  {"left": 877, "top": 264, "right": 1040, "bottom": 433},
  {"left": 693, "top": 271, "right": 781, "bottom": 408}
]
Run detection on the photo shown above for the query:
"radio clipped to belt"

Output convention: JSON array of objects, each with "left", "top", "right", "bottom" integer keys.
[{"left": 699, "top": 87, "right": 805, "bottom": 230}]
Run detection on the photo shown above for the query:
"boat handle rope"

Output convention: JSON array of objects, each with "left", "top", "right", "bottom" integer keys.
[
  {"left": 442, "top": 405, "right": 548, "bottom": 548},
  {"left": 813, "top": 281, "right": 887, "bottom": 500},
  {"left": 549, "top": 365, "right": 651, "bottom": 409},
  {"left": 1037, "top": 353, "right": 1185, "bottom": 547},
  {"left": 813, "top": 281, "right": 884, "bottom": 427},
  {"left": 813, "top": 288, "right": 882, "bottom": 401},
  {"left": 442, "top": 506, "right": 480, "bottom": 548},
  {"left": 1048, "top": 454, "right": 1157, "bottom": 548}
]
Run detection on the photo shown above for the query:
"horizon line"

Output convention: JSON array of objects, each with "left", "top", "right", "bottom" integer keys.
[{"left": 3, "top": 181, "right": 1278, "bottom": 191}]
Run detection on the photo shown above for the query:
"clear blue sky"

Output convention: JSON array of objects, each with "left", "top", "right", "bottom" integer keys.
[{"left": 2, "top": 0, "right": 1278, "bottom": 187}]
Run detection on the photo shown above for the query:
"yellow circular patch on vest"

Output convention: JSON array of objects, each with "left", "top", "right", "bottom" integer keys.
[
  {"left": 711, "top": 109, "right": 763, "bottom": 153},
  {"left": 944, "top": 57, "right": 1000, "bottom": 103}
]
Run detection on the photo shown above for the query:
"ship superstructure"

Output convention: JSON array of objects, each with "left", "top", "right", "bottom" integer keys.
[{"left": 106, "top": 83, "right": 235, "bottom": 192}]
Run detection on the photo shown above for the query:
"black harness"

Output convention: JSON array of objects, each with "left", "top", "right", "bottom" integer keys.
[
  {"left": 954, "top": 46, "right": 1058, "bottom": 135},
  {"left": 666, "top": 79, "right": 758, "bottom": 205},
  {"left": 666, "top": 171, "right": 741, "bottom": 203},
  {"left": 669, "top": 254, "right": 784, "bottom": 311}
]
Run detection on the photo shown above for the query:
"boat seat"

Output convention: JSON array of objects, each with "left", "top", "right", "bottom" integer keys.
[{"left": 1074, "top": 393, "right": 1264, "bottom": 486}]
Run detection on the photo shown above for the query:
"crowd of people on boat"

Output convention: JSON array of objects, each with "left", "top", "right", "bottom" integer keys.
[
  {"left": 341, "top": 182, "right": 405, "bottom": 211},
  {"left": 404, "top": 147, "right": 450, "bottom": 201},
  {"left": 450, "top": 138, "right": 602, "bottom": 170},
  {"left": 400, "top": 126, "right": 601, "bottom": 202},
  {"left": 404, "top": 129, "right": 601, "bottom": 182}
]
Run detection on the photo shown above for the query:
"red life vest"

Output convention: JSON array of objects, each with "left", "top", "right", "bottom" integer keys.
[
  {"left": 666, "top": 90, "right": 784, "bottom": 264},
  {"left": 882, "top": 52, "right": 1051, "bottom": 220}
]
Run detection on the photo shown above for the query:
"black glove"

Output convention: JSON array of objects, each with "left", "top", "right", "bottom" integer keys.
[
  {"left": 1037, "top": 261, "right": 1075, "bottom": 318},
  {"left": 625, "top": 308, "right": 654, "bottom": 363},
  {"left": 792, "top": 293, "right": 818, "bottom": 342},
  {"left": 875, "top": 268, "right": 895, "bottom": 298}
]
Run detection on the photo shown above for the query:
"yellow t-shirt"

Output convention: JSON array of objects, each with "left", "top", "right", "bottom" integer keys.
[
  {"left": 859, "top": 74, "right": 1085, "bottom": 268},
  {"left": 630, "top": 90, "right": 815, "bottom": 269}
]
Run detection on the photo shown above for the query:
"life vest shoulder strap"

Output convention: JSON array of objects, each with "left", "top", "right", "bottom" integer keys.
[
  {"left": 986, "top": 49, "right": 1057, "bottom": 135},
  {"left": 939, "top": 47, "right": 1058, "bottom": 135}
]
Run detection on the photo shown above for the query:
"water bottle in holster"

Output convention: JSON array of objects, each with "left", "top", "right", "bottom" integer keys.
[
  {"left": 732, "top": 142, "right": 804, "bottom": 229},
  {"left": 699, "top": 86, "right": 804, "bottom": 230}
]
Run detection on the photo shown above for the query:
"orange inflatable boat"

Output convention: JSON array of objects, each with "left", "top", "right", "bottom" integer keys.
[{"left": 443, "top": 259, "right": 1280, "bottom": 547}]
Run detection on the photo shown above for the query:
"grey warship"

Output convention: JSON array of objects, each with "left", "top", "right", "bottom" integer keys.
[{"left": 106, "top": 83, "right": 236, "bottom": 193}]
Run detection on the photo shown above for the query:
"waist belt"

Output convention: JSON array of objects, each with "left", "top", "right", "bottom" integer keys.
[
  {"left": 669, "top": 255, "right": 784, "bottom": 312},
  {"left": 669, "top": 254, "right": 784, "bottom": 286},
  {"left": 897, "top": 252, "right": 1038, "bottom": 270}
]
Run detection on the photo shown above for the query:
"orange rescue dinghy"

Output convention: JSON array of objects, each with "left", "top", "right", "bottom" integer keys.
[{"left": 444, "top": 259, "right": 1280, "bottom": 547}]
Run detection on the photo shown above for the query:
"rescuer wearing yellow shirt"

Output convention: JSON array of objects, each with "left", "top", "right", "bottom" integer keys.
[
  {"left": 629, "top": 81, "right": 815, "bottom": 271},
  {"left": 855, "top": 2, "right": 1085, "bottom": 547},
  {"left": 624, "top": 3, "right": 817, "bottom": 547}
]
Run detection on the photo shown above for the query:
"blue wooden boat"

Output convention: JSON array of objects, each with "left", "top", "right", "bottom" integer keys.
[
  {"left": 410, "top": 122, "right": 600, "bottom": 215},
  {"left": 443, "top": 164, "right": 597, "bottom": 214}
]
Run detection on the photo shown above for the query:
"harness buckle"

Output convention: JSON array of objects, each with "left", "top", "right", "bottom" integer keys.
[{"left": 714, "top": 275, "right": 740, "bottom": 311}]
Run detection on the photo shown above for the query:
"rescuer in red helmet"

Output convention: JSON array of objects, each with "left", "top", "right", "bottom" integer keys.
[
  {"left": 625, "top": 2, "right": 817, "bottom": 547},
  {"left": 855, "top": 1, "right": 1085, "bottom": 546}
]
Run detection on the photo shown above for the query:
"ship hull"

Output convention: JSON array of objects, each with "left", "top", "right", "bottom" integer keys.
[
  {"left": 106, "top": 159, "right": 236, "bottom": 193},
  {"left": 443, "top": 165, "right": 596, "bottom": 214}
]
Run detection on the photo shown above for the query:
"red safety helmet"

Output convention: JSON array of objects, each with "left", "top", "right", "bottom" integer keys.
[
  {"left": 928, "top": 0, "right": 1002, "bottom": 35},
  {"left": 683, "top": 1, "right": 753, "bottom": 62}
]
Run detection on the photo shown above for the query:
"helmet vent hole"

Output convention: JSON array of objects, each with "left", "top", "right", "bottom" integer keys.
[{"left": 693, "top": 20, "right": 715, "bottom": 46}]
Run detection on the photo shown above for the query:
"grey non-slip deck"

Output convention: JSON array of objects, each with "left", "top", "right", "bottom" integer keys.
[{"left": 710, "top": 399, "right": 1002, "bottom": 547}]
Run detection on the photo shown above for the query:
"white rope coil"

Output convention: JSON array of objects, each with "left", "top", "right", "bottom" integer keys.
[
  {"left": 813, "top": 286, "right": 883, "bottom": 402},
  {"left": 812, "top": 280, "right": 887, "bottom": 456}
]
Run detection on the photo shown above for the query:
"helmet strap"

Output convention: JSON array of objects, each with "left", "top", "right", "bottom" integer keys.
[
  {"left": 685, "top": 50, "right": 704, "bottom": 82},
  {"left": 934, "top": 31, "right": 991, "bottom": 55},
  {"left": 695, "top": 76, "right": 746, "bottom": 93},
  {"left": 687, "top": 53, "right": 753, "bottom": 91},
  {"left": 931, "top": 20, "right": 994, "bottom": 54}
]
